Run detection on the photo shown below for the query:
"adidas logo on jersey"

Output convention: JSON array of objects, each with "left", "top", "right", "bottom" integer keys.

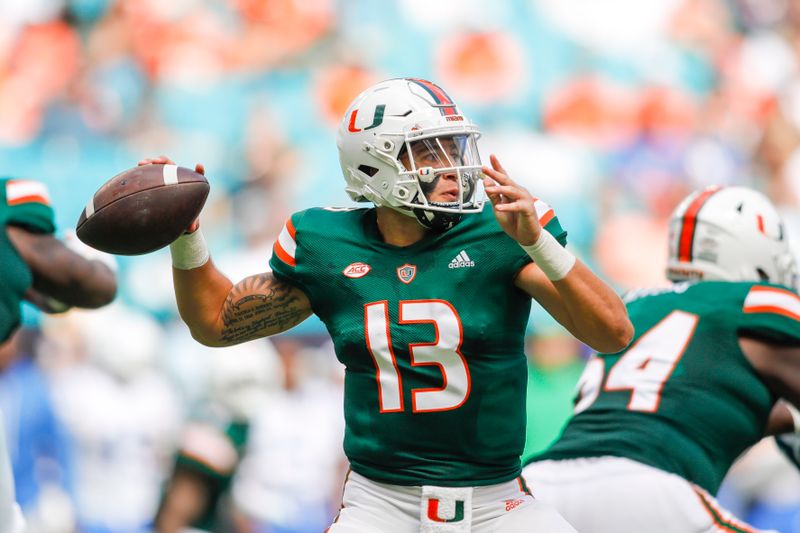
[{"left": 448, "top": 250, "right": 475, "bottom": 269}]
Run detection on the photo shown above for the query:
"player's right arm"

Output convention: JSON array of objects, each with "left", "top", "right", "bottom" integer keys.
[
  {"left": 172, "top": 260, "right": 312, "bottom": 347},
  {"left": 138, "top": 156, "right": 313, "bottom": 346}
]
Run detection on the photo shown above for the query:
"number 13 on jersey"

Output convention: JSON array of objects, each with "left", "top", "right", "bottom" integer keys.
[
  {"left": 575, "top": 310, "right": 699, "bottom": 414},
  {"left": 365, "top": 300, "right": 471, "bottom": 414}
]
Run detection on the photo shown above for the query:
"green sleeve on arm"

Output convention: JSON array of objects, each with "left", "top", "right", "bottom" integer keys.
[
  {"left": 268, "top": 211, "right": 306, "bottom": 288},
  {"left": 738, "top": 284, "right": 800, "bottom": 347},
  {"left": 543, "top": 215, "right": 568, "bottom": 247},
  {"left": 1, "top": 179, "right": 56, "bottom": 234},
  {"left": 7, "top": 202, "right": 56, "bottom": 234}
]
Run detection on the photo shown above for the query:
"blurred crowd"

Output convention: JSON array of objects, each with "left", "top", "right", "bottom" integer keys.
[{"left": 2, "top": 0, "right": 800, "bottom": 531}]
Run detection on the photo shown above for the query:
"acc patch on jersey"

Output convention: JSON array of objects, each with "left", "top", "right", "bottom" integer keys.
[{"left": 343, "top": 262, "right": 371, "bottom": 279}]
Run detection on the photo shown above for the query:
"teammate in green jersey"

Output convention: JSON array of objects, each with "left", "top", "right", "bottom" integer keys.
[
  {"left": 142, "top": 77, "right": 632, "bottom": 532},
  {"left": 524, "top": 185, "right": 800, "bottom": 533},
  {"left": 0, "top": 177, "right": 117, "bottom": 533}
]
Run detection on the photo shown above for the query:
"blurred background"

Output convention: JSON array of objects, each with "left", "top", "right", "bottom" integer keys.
[{"left": 2, "top": 0, "right": 800, "bottom": 531}]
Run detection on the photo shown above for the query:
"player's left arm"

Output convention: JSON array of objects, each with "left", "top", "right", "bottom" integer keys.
[
  {"left": 515, "top": 262, "right": 632, "bottom": 353},
  {"left": 483, "top": 155, "right": 633, "bottom": 353},
  {"left": 7, "top": 226, "right": 117, "bottom": 309}
]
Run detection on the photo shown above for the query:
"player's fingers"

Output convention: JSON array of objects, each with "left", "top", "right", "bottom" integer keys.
[
  {"left": 490, "top": 154, "right": 510, "bottom": 176},
  {"left": 483, "top": 184, "right": 525, "bottom": 199},
  {"left": 490, "top": 155, "right": 517, "bottom": 186},
  {"left": 485, "top": 191, "right": 506, "bottom": 206},
  {"left": 185, "top": 218, "right": 200, "bottom": 234},
  {"left": 484, "top": 186, "right": 508, "bottom": 204},
  {"left": 137, "top": 156, "right": 174, "bottom": 166},
  {"left": 483, "top": 177, "right": 497, "bottom": 199},
  {"left": 494, "top": 200, "right": 533, "bottom": 212},
  {"left": 482, "top": 165, "right": 513, "bottom": 186}
]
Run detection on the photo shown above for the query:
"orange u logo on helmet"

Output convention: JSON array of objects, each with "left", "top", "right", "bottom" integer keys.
[{"left": 347, "top": 104, "right": 386, "bottom": 133}]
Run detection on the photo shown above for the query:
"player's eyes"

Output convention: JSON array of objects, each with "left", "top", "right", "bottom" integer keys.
[{"left": 414, "top": 144, "right": 462, "bottom": 165}]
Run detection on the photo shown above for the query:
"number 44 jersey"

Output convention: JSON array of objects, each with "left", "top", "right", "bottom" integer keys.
[
  {"left": 535, "top": 280, "right": 800, "bottom": 494},
  {"left": 269, "top": 204, "right": 567, "bottom": 487}
]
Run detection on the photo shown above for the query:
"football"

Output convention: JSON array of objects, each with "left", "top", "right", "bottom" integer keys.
[{"left": 76, "top": 164, "right": 210, "bottom": 255}]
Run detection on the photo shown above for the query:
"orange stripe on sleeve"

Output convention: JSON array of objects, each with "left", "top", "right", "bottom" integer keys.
[
  {"left": 743, "top": 305, "right": 800, "bottom": 322},
  {"left": 7, "top": 194, "right": 50, "bottom": 206},
  {"left": 539, "top": 209, "right": 555, "bottom": 227},
  {"left": 273, "top": 242, "right": 296, "bottom": 267},
  {"left": 743, "top": 286, "right": 800, "bottom": 322}
]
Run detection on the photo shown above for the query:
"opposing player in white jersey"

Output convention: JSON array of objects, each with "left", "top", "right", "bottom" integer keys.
[{"left": 524, "top": 186, "right": 800, "bottom": 533}]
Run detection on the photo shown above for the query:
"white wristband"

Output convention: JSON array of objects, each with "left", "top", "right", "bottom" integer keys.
[
  {"left": 788, "top": 403, "right": 800, "bottom": 434},
  {"left": 170, "top": 230, "right": 210, "bottom": 270},
  {"left": 520, "top": 230, "right": 576, "bottom": 281}
]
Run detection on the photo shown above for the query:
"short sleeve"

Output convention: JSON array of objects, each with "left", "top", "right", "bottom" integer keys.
[
  {"left": 534, "top": 198, "right": 568, "bottom": 247},
  {"left": 738, "top": 285, "right": 800, "bottom": 346},
  {"left": 269, "top": 211, "right": 305, "bottom": 288},
  {"left": 4, "top": 180, "right": 56, "bottom": 234}
]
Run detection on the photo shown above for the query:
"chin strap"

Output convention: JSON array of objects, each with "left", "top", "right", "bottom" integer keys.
[{"left": 412, "top": 202, "right": 463, "bottom": 232}]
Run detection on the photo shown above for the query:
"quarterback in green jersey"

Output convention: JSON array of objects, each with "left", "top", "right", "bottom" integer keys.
[
  {"left": 0, "top": 178, "right": 117, "bottom": 533},
  {"left": 144, "top": 77, "right": 632, "bottom": 532},
  {"left": 524, "top": 185, "right": 800, "bottom": 533}
]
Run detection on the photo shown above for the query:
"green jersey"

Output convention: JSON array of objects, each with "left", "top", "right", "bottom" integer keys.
[
  {"left": 535, "top": 281, "right": 800, "bottom": 494},
  {"left": 0, "top": 178, "right": 56, "bottom": 341},
  {"left": 270, "top": 204, "right": 567, "bottom": 486}
]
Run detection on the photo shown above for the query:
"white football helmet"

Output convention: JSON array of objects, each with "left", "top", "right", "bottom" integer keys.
[
  {"left": 666, "top": 186, "right": 797, "bottom": 290},
  {"left": 336, "top": 78, "right": 484, "bottom": 230}
]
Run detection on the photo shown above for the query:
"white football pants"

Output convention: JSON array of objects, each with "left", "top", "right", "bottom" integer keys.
[
  {"left": 326, "top": 469, "right": 577, "bottom": 533},
  {"left": 523, "top": 456, "right": 775, "bottom": 533}
]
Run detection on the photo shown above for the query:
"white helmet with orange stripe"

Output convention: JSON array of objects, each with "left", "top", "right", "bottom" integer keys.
[
  {"left": 667, "top": 186, "right": 797, "bottom": 290},
  {"left": 336, "top": 78, "right": 484, "bottom": 231}
]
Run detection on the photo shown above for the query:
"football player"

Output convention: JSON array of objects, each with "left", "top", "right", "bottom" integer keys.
[
  {"left": 142, "top": 78, "right": 632, "bottom": 532},
  {"left": 523, "top": 185, "right": 800, "bottom": 533},
  {"left": 0, "top": 177, "right": 117, "bottom": 533}
]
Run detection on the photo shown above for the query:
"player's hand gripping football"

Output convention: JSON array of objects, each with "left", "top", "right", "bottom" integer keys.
[
  {"left": 482, "top": 154, "right": 542, "bottom": 246},
  {"left": 138, "top": 155, "right": 205, "bottom": 233}
]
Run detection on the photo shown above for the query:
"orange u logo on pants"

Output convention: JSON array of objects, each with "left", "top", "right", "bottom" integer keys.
[{"left": 427, "top": 498, "right": 465, "bottom": 523}]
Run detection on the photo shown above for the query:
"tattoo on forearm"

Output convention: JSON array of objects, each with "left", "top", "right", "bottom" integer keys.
[{"left": 219, "top": 273, "right": 308, "bottom": 343}]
